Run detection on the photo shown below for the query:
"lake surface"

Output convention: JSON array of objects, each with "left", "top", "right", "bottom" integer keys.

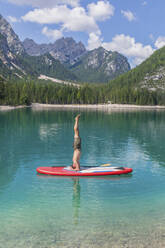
[{"left": 0, "top": 108, "right": 165, "bottom": 248}]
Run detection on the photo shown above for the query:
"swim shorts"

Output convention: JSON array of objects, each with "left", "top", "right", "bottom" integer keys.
[{"left": 73, "top": 137, "right": 81, "bottom": 150}]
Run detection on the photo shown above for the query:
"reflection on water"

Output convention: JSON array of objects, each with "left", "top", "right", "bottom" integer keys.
[
  {"left": 39, "top": 123, "right": 60, "bottom": 141},
  {"left": 0, "top": 108, "right": 165, "bottom": 247},
  {"left": 72, "top": 178, "right": 81, "bottom": 225}
]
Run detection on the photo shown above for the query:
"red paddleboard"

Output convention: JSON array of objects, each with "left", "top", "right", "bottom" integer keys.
[{"left": 36, "top": 166, "right": 133, "bottom": 176}]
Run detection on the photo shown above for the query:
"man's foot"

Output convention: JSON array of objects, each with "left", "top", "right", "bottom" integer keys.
[{"left": 75, "top": 114, "right": 81, "bottom": 121}]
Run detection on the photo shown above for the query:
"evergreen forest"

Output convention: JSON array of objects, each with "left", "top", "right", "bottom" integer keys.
[{"left": 0, "top": 76, "right": 165, "bottom": 106}]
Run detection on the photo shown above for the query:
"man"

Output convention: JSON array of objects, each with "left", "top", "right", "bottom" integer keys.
[{"left": 70, "top": 114, "right": 81, "bottom": 171}]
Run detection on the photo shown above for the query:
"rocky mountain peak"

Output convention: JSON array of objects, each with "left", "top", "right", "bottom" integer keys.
[
  {"left": 23, "top": 38, "right": 50, "bottom": 56},
  {"left": 51, "top": 37, "right": 86, "bottom": 64},
  {"left": 0, "top": 14, "right": 24, "bottom": 55},
  {"left": 23, "top": 37, "right": 87, "bottom": 65},
  {"left": 84, "top": 46, "right": 130, "bottom": 72},
  {"left": 53, "top": 37, "right": 85, "bottom": 52},
  {"left": 23, "top": 38, "right": 37, "bottom": 47},
  {"left": 71, "top": 46, "right": 131, "bottom": 83},
  {"left": 86, "top": 47, "right": 110, "bottom": 68},
  {"left": 93, "top": 46, "right": 108, "bottom": 53}
]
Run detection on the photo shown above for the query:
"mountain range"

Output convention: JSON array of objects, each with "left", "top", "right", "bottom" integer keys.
[
  {"left": 22, "top": 37, "right": 131, "bottom": 83},
  {"left": 23, "top": 37, "right": 86, "bottom": 65},
  {"left": 0, "top": 13, "right": 130, "bottom": 83}
]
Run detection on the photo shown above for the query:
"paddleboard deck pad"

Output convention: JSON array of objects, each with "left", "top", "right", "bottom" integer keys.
[{"left": 36, "top": 166, "right": 133, "bottom": 176}]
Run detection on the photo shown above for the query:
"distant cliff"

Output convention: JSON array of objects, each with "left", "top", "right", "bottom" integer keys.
[{"left": 0, "top": 14, "right": 24, "bottom": 55}]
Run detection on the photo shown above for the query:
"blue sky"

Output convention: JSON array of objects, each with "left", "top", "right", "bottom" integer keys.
[{"left": 0, "top": 0, "right": 165, "bottom": 67}]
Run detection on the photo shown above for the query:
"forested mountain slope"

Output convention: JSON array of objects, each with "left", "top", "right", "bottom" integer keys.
[
  {"left": 107, "top": 46, "right": 165, "bottom": 104},
  {"left": 109, "top": 46, "right": 165, "bottom": 89}
]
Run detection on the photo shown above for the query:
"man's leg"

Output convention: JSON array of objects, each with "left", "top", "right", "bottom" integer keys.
[{"left": 74, "top": 114, "right": 80, "bottom": 137}]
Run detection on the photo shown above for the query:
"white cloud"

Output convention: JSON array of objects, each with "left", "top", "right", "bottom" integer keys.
[
  {"left": 22, "top": 6, "right": 100, "bottom": 34},
  {"left": 7, "top": 0, "right": 80, "bottom": 8},
  {"left": 87, "top": 33, "right": 102, "bottom": 50},
  {"left": 102, "top": 34, "right": 154, "bottom": 67},
  {"left": 154, "top": 36, "right": 165, "bottom": 49},
  {"left": 7, "top": 15, "right": 20, "bottom": 23},
  {"left": 22, "top": 6, "right": 69, "bottom": 24},
  {"left": 42, "top": 27, "right": 63, "bottom": 41},
  {"left": 121, "top": 10, "right": 136, "bottom": 22},
  {"left": 88, "top": 1, "right": 114, "bottom": 21},
  {"left": 62, "top": 7, "right": 100, "bottom": 33}
]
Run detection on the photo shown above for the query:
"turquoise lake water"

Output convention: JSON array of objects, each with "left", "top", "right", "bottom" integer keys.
[{"left": 0, "top": 108, "right": 165, "bottom": 248}]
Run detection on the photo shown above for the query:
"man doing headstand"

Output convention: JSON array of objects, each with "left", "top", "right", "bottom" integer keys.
[{"left": 70, "top": 114, "right": 81, "bottom": 171}]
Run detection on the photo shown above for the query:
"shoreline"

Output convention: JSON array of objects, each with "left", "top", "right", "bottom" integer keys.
[
  {"left": 1, "top": 103, "right": 165, "bottom": 111},
  {"left": 31, "top": 103, "right": 165, "bottom": 110},
  {"left": 0, "top": 105, "right": 26, "bottom": 111}
]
